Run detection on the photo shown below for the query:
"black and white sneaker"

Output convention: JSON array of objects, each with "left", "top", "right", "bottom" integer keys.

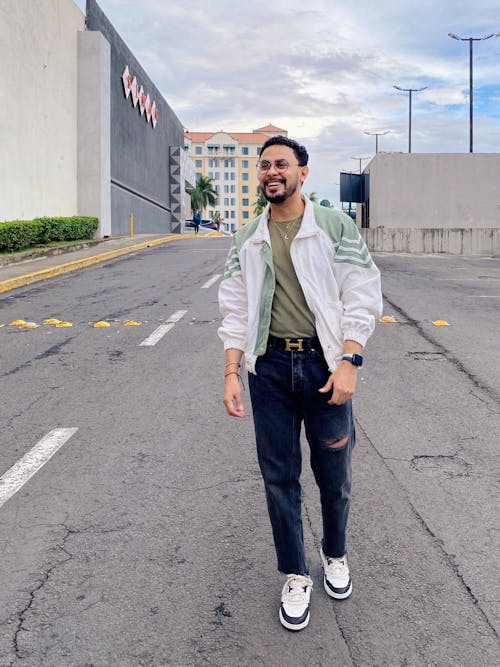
[
  {"left": 279, "top": 574, "right": 313, "bottom": 631},
  {"left": 320, "top": 549, "right": 352, "bottom": 600}
]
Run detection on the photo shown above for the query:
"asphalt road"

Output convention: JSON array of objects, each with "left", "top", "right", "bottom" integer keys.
[{"left": 0, "top": 237, "right": 498, "bottom": 666}]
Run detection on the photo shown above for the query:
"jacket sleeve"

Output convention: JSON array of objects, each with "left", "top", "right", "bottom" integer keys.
[
  {"left": 333, "top": 215, "right": 383, "bottom": 346},
  {"left": 217, "top": 241, "right": 248, "bottom": 351}
]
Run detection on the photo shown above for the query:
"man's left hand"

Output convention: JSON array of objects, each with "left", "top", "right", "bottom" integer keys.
[{"left": 319, "top": 362, "right": 358, "bottom": 405}]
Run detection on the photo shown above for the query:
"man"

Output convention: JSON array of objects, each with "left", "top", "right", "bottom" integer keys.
[
  {"left": 218, "top": 136, "right": 382, "bottom": 631},
  {"left": 193, "top": 210, "right": 201, "bottom": 234}
]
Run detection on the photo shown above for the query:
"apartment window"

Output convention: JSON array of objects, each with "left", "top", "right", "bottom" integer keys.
[
  {"left": 214, "top": 172, "right": 220, "bottom": 180},
  {"left": 242, "top": 160, "right": 249, "bottom": 168},
  {"left": 196, "top": 172, "right": 202, "bottom": 181},
  {"left": 195, "top": 146, "right": 202, "bottom": 155},
  {"left": 242, "top": 198, "right": 249, "bottom": 206},
  {"left": 231, "top": 185, "right": 236, "bottom": 193},
  {"left": 214, "top": 185, "right": 220, "bottom": 193},
  {"left": 224, "top": 172, "right": 229, "bottom": 181},
  {"left": 242, "top": 211, "right": 249, "bottom": 219},
  {"left": 224, "top": 185, "right": 229, "bottom": 193},
  {"left": 231, "top": 198, "right": 236, "bottom": 206},
  {"left": 231, "top": 211, "right": 236, "bottom": 219},
  {"left": 242, "top": 185, "right": 249, "bottom": 193},
  {"left": 231, "top": 173, "right": 236, "bottom": 181},
  {"left": 242, "top": 147, "right": 249, "bottom": 155},
  {"left": 195, "top": 160, "right": 202, "bottom": 168},
  {"left": 208, "top": 171, "right": 214, "bottom": 178},
  {"left": 242, "top": 173, "right": 249, "bottom": 181},
  {"left": 225, "top": 210, "right": 229, "bottom": 218},
  {"left": 224, "top": 198, "right": 229, "bottom": 206},
  {"left": 257, "top": 147, "right": 262, "bottom": 155}
]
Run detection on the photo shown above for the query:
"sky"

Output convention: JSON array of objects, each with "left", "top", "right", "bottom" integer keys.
[{"left": 73, "top": 0, "right": 500, "bottom": 205}]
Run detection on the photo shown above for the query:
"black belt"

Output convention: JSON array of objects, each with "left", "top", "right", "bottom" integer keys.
[{"left": 267, "top": 335, "right": 320, "bottom": 352}]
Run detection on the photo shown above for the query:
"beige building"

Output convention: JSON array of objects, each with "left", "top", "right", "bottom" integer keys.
[
  {"left": 358, "top": 152, "right": 500, "bottom": 256},
  {"left": 184, "top": 124, "right": 287, "bottom": 231}
]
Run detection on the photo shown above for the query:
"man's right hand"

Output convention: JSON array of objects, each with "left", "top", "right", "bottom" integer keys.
[{"left": 222, "top": 375, "right": 246, "bottom": 417}]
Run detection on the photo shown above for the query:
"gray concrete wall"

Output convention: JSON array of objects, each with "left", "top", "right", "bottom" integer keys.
[
  {"left": 361, "top": 227, "right": 500, "bottom": 257},
  {"left": 0, "top": 0, "right": 85, "bottom": 221},
  {"left": 367, "top": 153, "right": 500, "bottom": 229},
  {"left": 77, "top": 31, "right": 112, "bottom": 237},
  {"left": 86, "top": 0, "right": 185, "bottom": 235}
]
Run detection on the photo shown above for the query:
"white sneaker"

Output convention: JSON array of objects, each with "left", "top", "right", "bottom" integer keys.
[
  {"left": 279, "top": 574, "right": 313, "bottom": 631},
  {"left": 320, "top": 549, "right": 352, "bottom": 600}
]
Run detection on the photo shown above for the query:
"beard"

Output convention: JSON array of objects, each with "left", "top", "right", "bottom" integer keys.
[{"left": 263, "top": 176, "right": 301, "bottom": 204}]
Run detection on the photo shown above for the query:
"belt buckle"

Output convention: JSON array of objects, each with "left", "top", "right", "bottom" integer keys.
[{"left": 285, "top": 338, "right": 304, "bottom": 352}]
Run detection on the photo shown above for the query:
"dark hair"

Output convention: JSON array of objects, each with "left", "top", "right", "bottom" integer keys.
[{"left": 260, "top": 135, "right": 309, "bottom": 166}]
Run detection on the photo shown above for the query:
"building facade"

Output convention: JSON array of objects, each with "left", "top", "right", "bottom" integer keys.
[
  {"left": 184, "top": 124, "right": 287, "bottom": 231},
  {"left": 1, "top": 0, "right": 194, "bottom": 236}
]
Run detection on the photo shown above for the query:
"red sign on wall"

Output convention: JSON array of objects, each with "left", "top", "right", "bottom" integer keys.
[{"left": 121, "top": 65, "right": 159, "bottom": 128}]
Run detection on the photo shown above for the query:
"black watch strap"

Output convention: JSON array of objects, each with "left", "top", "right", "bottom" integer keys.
[{"left": 342, "top": 353, "right": 363, "bottom": 367}]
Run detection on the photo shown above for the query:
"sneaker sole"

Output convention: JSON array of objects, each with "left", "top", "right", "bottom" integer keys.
[
  {"left": 279, "top": 608, "right": 310, "bottom": 631},
  {"left": 323, "top": 578, "right": 353, "bottom": 600}
]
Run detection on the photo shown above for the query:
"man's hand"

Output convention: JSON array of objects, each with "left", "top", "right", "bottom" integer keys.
[
  {"left": 222, "top": 374, "right": 246, "bottom": 417},
  {"left": 319, "top": 362, "right": 358, "bottom": 405}
]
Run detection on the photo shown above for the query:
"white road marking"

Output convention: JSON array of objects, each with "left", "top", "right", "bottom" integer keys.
[
  {"left": 139, "top": 309, "right": 187, "bottom": 346},
  {"left": 201, "top": 274, "right": 222, "bottom": 289},
  {"left": 0, "top": 428, "right": 78, "bottom": 509}
]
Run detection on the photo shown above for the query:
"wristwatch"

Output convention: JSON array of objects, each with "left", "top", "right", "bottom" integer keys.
[{"left": 342, "top": 353, "right": 363, "bottom": 367}]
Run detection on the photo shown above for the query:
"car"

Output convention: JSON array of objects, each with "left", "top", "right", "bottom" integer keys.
[{"left": 185, "top": 219, "right": 218, "bottom": 229}]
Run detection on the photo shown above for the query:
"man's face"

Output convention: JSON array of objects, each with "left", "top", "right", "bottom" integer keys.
[{"left": 258, "top": 145, "right": 308, "bottom": 205}]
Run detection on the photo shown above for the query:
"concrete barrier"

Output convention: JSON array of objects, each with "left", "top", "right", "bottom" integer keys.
[{"left": 361, "top": 228, "right": 500, "bottom": 257}]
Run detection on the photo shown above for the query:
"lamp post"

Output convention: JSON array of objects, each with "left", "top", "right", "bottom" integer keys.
[
  {"left": 393, "top": 85, "right": 428, "bottom": 153},
  {"left": 350, "top": 156, "right": 370, "bottom": 173},
  {"left": 448, "top": 32, "right": 498, "bottom": 153},
  {"left": 364, "top": 130, "right": 390, "bottom": 153}
]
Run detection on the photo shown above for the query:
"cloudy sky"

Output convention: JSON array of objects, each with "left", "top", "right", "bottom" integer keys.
[{"left": 74, "top": 0, "right": 500, "bottom": 205}]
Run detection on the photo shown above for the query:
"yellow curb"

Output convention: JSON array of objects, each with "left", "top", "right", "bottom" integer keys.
[{"left": 0, "top": 234, "right": 202, "bottom": 294}]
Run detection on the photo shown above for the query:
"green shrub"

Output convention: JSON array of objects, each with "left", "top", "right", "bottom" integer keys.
[
  {"left": 0, "top": 216, "right": 99, "bottom": 251},
  {"left": 0, "top": 220, "right": 43, "bottom": 251},
  {"left": 35, "top": 216, "right": 99, "bottom": 243}
]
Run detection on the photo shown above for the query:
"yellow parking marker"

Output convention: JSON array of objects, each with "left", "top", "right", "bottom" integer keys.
[
  {"left": 124, "top": 320, "right": 141, "bottom": 326},
  {"left": 379, "top": 315, "right": 397, "bottom": 323},
  {"left": 55, "top": 321, "right": 73, "bottom": 328},
  {"left": 44, "top": 318, "right": 62, "bottom": 325},
  {"left": 10, "top": 319, "right": 26, "bottom": 326},
  {"left": 93, "top": 321, "right": 110, "bottom": 328},
  {"left": 432, "top": 320, "right": 450, "bottom": 326}
]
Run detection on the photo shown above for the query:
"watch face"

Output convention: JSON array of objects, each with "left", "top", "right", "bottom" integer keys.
[{"left": 352, "top": 354, "right": 363, "bottom": 366}]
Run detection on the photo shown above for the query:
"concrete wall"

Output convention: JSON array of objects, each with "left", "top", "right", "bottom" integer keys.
[
  {"left": 0, "top": 0, "right": 85, "bottom": 221},
  {"left": 78, "top": 31, "right": 111, "bottom": 236},
  {"left": 86, "top": 0, "right": 185, "bottom": 235},
  {"left": 361, "top": 227, "right": 500, "bottom": 257},
  {"left": 366, "top": 153, "right": 500, "bottom": 229}
]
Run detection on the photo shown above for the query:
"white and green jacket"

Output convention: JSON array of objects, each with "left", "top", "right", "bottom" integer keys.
[{"left": 218, "top": 196, "right": 382, "bottom": 374}]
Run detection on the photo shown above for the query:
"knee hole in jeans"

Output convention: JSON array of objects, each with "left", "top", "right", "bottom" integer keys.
[{"left": 323, "top": 436, "right": 349, "bottom": 450}]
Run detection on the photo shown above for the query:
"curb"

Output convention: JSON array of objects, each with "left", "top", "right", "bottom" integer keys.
[{"left": 0, "top": 233, "right": 212, "bottom": 294}]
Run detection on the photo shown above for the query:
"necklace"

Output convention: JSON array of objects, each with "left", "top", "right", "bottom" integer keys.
[{"left": 270, "top": 215, "right": 301, "bottom": 241}]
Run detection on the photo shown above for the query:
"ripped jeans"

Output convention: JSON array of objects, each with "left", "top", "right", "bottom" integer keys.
[{"left": 248, "top": 345, "right": 354, "bottom": 575}]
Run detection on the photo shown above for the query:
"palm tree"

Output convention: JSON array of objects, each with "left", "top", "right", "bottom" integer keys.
[
  {"left": 186, "top": 175, "right": 218, "bottom": 216},
  {"left": 253, "top": 186, "right": 267, "bottom": 216},
  {"left": 307, "top": 191, "right": 318, "bottom": 203}
]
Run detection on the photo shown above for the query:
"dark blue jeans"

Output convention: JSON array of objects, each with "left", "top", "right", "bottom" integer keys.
[{"left": 248, "top": 345, "right": 354, "bottom": 575}]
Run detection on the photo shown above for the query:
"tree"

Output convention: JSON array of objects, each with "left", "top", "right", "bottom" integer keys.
[
  {"left": 307, "top": 191, "right": 318, "bottom": 203},
  {"left": 186, "top": 175, "right": 218, "bottom": 216},
  {"left": 253, "top": 186, "right": 267, "bottom": 216}
]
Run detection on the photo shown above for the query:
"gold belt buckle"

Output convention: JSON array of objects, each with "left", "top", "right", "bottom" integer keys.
[{"left": 285, "top": 338, "right": 304, "bottom": 352}]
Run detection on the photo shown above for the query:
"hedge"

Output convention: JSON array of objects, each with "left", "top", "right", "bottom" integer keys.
[{"left": 0, "top": 216, "right": 99, "bottom": 252}]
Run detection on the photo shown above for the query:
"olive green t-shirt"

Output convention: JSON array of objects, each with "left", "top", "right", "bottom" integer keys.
[{"left": 268, "top": 215, "right": 316, "bottom": 338}]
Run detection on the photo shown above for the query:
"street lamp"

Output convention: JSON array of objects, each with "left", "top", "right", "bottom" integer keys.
[
  {"left": 364, "top": 130, "right": 390, "bottom": 153},
  {"left": 393, "top": 85, "right": 428, "bottom": 153},
  {"left": 350, "top": 156, "right": 370, "bottom": 173},
  {"left": 448, "top": 32, "right": 499, "bottom": 153}
]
